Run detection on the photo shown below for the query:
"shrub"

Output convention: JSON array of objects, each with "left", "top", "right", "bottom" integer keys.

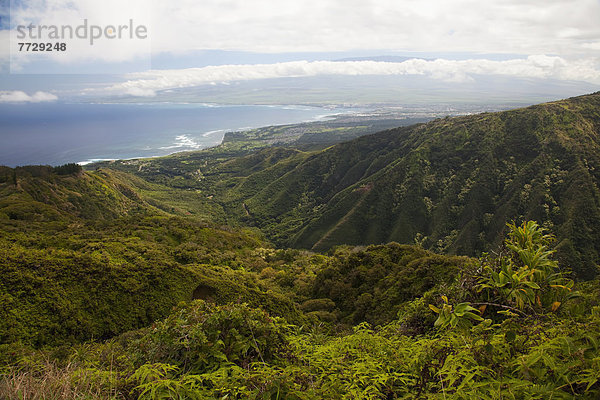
[{"left": 132, "top": 301, "right": 290, "bottom": 374}]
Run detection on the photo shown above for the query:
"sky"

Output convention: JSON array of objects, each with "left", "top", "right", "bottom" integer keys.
[{"left": 0, "top": 0, "right": 599, "bottom": 103}]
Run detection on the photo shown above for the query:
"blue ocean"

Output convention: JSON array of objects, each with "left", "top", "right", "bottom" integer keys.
[{"left": 0, "top": 102, "right": 333, "bottom": 167}]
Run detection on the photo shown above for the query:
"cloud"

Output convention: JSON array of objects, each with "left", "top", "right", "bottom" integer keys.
[
  {"left": 582, "top": 42, "right": 600, "bottom": 50},
  {"left": 0, "top": 91, "right": 58, "bottom": 103},
  {"left": 4, "top": 0, "right": 600, "bottom": 69},
  {"left": 123, "top": 87, "right": 156, "bottom": 97},
  {"left": 101, "top": 56, "right": 600, "bottom": 97},
  {"left": 7, "top": 0, "right": 151, "bottom": 67},
  {"left": 147, "top": 0, "right": 600, "bottom": 56}
]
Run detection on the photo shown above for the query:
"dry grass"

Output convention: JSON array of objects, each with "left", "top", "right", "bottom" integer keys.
[{"left": 0, "top": 360, "right": 124, "bottom": 400}]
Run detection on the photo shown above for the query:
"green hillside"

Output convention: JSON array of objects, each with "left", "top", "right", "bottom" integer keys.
[
  {"left": 95, "top": 92, "right": 600, "bottom": 279},
  {"left": 1, "top": 166, "right": 471, "bottom": 347},
  {"left": 240, "top": 92, "right": 600, "bottom": 280},
  {"left": 0, "top": 167, "right": 301, "bottom": 346}
]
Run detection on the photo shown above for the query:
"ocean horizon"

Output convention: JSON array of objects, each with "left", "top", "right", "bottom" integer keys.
[{"left": 0, "top": 102, "right": 337, "bottom": 167}]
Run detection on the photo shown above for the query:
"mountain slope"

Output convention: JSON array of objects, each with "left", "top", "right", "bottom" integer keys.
[
  {"left": 1, "top": 165, "right": 475, "bottom": 346},
  {"left": 0, "top": 166, "right": 159, "bottom": 221},
  {"left": 89, "top": 92, "right": 600, "bottom": 279},
  {"left": 227, "top": 92, "right": 600, "bottom": 278},
  {"left": 0, "top": 167, "right": 303, "bottom": 346}
]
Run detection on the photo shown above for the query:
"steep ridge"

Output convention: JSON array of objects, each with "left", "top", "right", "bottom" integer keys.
[
  {"left": 225, "top": 92, "right": 600, "bottom": 278},
  {"left": 0, "top": 166, "right": 157, "bottom": 221}
]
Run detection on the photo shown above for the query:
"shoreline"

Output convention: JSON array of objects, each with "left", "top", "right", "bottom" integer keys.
[{"left": 1, "top": 103, "right": 348, "bottom": 168}]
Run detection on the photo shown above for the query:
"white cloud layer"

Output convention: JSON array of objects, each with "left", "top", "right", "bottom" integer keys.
[
  {"left": 4, "top": 0, "right": 600, "bottom": 67},
  {"left": 0, "top": 91, "right": 58, "bottom": 103},
  {"left": 7, "top": 0, "right": 151, "bottom": 68},
  {"left": 148, "top": 0, "right": 600, "bottom": 56},
  {"left": 103, "top": 56, "right": 600, "bottom": 97}
]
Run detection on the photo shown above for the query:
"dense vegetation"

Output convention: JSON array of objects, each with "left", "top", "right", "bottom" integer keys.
[
  {"left": 2, "top": 217, "right": 600, "bottom": 399},
  {"left": 0, "top": 167, "right": 304, "bottom": 346},
  {"left": 2, "top": 93, "right": 600, "bottom": 398},
  {"left": 0, "top": 166, "right": 473, "bottom": 345}
]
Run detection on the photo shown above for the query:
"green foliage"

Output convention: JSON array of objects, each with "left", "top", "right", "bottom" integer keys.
[
  {"left": 478, "top": 221, "right": 576, "bottom": 314},
  {"left": 3, "top": 286, "right": 600, "bottom": 399},
  {"left": 132, "top": 363, "right": 209, "bottom": 400},
  {"left": 0, "top": 227, "right": 303, "bottom": 346},
  {"left": 429, "top": 296, "right": 484, "bottom": 330},
  {"left": 132, "top": 301, "right": 289, "bottom": 374},
  {"left": 52, "top": 163, "right": 83, "bottom": 175},
  {"left": 310, "top": 243, "right": 471, "bottom": 325},
  {"left": 429, "top": 221, "right": 578, "bottom": 340}
]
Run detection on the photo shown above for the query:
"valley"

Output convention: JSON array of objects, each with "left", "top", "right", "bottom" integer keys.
[{"left": 1, "top": 93, "right": 600, "bottom": 398}]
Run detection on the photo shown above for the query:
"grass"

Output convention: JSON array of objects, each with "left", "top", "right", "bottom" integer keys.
[{"left": 0, "top": 361, "right": 122, "bottom": 400}]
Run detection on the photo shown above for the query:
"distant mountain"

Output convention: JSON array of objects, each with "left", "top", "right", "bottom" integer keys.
[
  {"left": 332, "top": 55, "right": 432, "bottom": 62},
  {"left": 110, "top": 74, "right": 599, "bottom": 106}
]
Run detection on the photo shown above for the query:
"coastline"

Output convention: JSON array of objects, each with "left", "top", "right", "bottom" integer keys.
[{"left": 0, "top": 102, "right": 343, "bottom": 168}]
